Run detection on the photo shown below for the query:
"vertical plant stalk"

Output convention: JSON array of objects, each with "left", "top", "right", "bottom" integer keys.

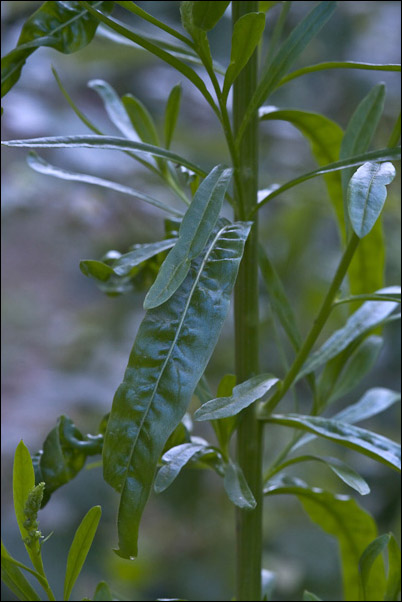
[{"left": 232, "top": 2, "right": 262, "bottom": 600}]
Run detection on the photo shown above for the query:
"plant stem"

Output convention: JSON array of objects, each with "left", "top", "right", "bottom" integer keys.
[{"left": 232, "top": 2, "right": 262, "bottom": 600}]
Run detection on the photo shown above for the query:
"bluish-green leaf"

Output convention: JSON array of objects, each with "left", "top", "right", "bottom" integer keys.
[
  {"left": 195, "top": 374, "right": 278, "bottom": 421},
  {"left": 298, "top": 287, "right": 400, "bottom": 378},
  {"left": 303, "top": 592, "right": 322, "bottom": 601},
  {"left": 181, "top": 1, "right": 230, "bottom": 33},
  {"left": 1, "top": 541, "right": 41, "bottom": 601},
  {"left": 27, "top": 152, "right": 182, "bottom": 217},
  {"left": 265, "top": 413, "right": 401, "bottom": 471},
  {"left": 88, "top": 79, "right": 138, "bottom": 140},
  {"left": 359, "top": 534, "right": 390, "bottom": 601},
  {"left": 102, "top": 221, "right": 251, "bottom": 558},
  {"left": 278, "top": 61, "right": 401, "bottom": 88},
  {"left": 264, "top": 483, "right": 383, "bottom": 601},
  {"left": 223, "top": 12, "right": 266, "bottom": 100},
  {"left": 385, "top": 535, "right": 402, "bottom": 601},
  {"left": 164, "top": 84, "right": 182, "bottom": 149},
  {"left": 347, "top": 161, "right": 396, "bottom": 238},
  {"left": 64, "top": 505, "right": 102, "bottom": 601},
  {"left": 154, "top": 441, "right": 212, "bottom": 493},
  {"left": 144, "top": 165, "right": 232, "bottom": 309},
  {"left": 1, "top": 1, "right": 113, "bottom": 97},
  {"left": 236, "top": 1, "right": 337, "bottom": 145},
  {"left": 113, "top": 240, "right": 178, "bottom": 277},
  {"left": 223, "top": 459, "right": 256, "bottom": 509}
]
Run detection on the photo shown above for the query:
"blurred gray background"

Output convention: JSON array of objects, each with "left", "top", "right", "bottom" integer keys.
[{"left": 1, "top": 2, "right": 401, "bottom": 600}]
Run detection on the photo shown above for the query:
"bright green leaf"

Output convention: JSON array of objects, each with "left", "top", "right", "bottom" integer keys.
[
  {"left": 347, "top": 161, "right": 396, "bottom": 238},
  {"left": 223, "top": 459, "right": 257, "bottom": 509},
  {"left": 93, "top": 580, "right": 113, "bottom": 601},
  {"left": 164, "top": 84, "right": 182, "bottom": 149},
  {"left": 385, "top": 535, "right": 402, "bottom": 601},
  {"left": 64, "top": 506, "right": 102, "bottom": 601},
  {"left": 122, "top": 94, "right": 160, "bottom": 147},
  {"left": 265, "top": 413, "right": 401, "bottom": 471},
  {"left": 181, "top": 1, "right": 230, "bottom": 33},
  {"left": 195, "top": 374, "right": 279, "bottom": 421},
  {"left": 1, "top": 543, "right": 41, "bottom": 601},
  {"left": 359, "top": 534, "right": 390, "bottom": 601},
  {"left": 223, "top": 12, "right": 266, "bottom": 100},
  {"left": 102, "top": 221, "right": 251, "bottom": 558},
  {"left": 13, "top": 441, "right": 35, "bottom": 547},
  {"left": 144, "top": 165, "right": 232, "bottom": 309}
]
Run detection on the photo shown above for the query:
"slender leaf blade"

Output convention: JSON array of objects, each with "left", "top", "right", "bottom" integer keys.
[
  {"left": 359, "top": 534, "right": 390, "bottom": 601},
  {"left": 144, "top": 165, "right": 232, "bottom": 309},
  {"left": 181, "top": 1, "right": 230, "bottom": 33},
  {"left": 102, "top": 221, "right": 252, "bottom": 558},
  {"left": 194, "top": 374, "right": 278, "bottom": 421},
  {"left": 1, "top": 553, "right": 41, "bottom": 601},
  {"left": 93, "top": 581, "right": 113, "bottom": 601},
  {"left": 64, "top": 505, "right": 102, "bottom": 601},
  {"left": 385, "top": 535, "right": 402, "bottom": 601},
  {"left": 347, "top": 162, "right": 396, "bottom": 238},
  {"left": 154, "top": 442, "right": 210, "bottom": 493},
  {"left": 266, "top": 413, "right": 401, "bottom": 471},
  {"left": 88, "top": 79, "right": 138, "bottom": 140},
  {"left": 12, "top": 441, "right": 35, "bottom": 545},
  {"left": 122, "top": 93, "right": 160, "bottom": 146},
  {"left": 223, "top": 459, "right": 257, "bottom": 509},
  {"left": 303, "top": 592, "right": 322, "bottom": 601},
  {"left": 164, "top": 84, "right": 182, "bottom": 149}
]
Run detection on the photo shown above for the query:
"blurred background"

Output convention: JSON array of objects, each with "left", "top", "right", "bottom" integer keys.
[{"left": 1, "top": 2, "right": 401, "bottom": 600}]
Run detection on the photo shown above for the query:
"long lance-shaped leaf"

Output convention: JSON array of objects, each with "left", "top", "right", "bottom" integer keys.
[
  {"left": 77, "top": 1, "right": 220, "bottom": 118},
  {"left": 359, "top": 534, "right": 391, "bottom": 602},
  {"left": 27, "top": 152, "right": 184, "bottom": 217},
  {"left": 1, "top": 135, "right": 205, "bottom": 176},
  {"left": 87, "top": 79, "right": 139, "bottom": 141},
  {"left": 385, "top": 535, "right": 402, "bottom": 602},
  {"left": 102, "top": 220, "right": 252, "bottom": 558},
  {"left": 1, "top": 1, "right": 114, "bottom": 97},
  {"left": 252, "top": 147, "right": 401, "bottom": 214},
  {"left": 264, "top": 413, "right": 401, "bottom": 471},
  {"left": 264, "top": 483, "right": 383, "bottom": 601},
  {"left": 277, "top": 61, "right": 401, "bottom": 88},
  {"left": 236, "top": 1, "right": 337, "bottom": 147},
  {"left": 1, "top": 541, "right": 41, "bottom": 602},
  {"left": 144, "top": 165, "right": 232, "bottom": 309}
]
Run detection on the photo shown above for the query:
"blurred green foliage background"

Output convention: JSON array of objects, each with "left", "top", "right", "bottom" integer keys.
[{"left": 1, "top": 2, "right": 401, "bottom": 600}]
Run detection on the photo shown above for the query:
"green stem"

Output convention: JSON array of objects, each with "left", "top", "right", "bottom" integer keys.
[
  {"left": 259, "top": 233, "right": 360, "bottom": 417},
  {"left": 232, "top": 2, "right": 262, "bottom": 600}
]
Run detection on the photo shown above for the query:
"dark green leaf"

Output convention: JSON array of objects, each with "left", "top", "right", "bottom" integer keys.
[
  {"left": 298, "top": 287, "right": 400, "bottom": 378},
  {"left": 258, "top": 244, "right": 302, "bottom": 350},
  {"left": 181, "top": 1, "right": 230, "bottom": 33},
  {"left": 80, "top": 260, "right": 115, "bottom": 282},
  {"left": 303, "top": 592, "right": 322, "bottom": 601},
  {"left": 164, "top": 84, "right": 182, "bottom": 149},
  {"left": 93, "top": 581, "right": 113, "bottom": 601},
  {"left": 194, "top": 374, "right": 278, "bottom": 421},
  {"left": 1, "top": 541, "right": 41, "bottom": 601},
  {"left": 1, "top": 1, "right": 113, "bottom": 97},
  {"left": 113, "top": 240, "right": 178, "bottom": 277},
  {"left": 2, "top": 135, "right": 205, "bottom": 176},
  {"left": 265, "top": 413, "right": 401, "bottom": 471},
  {"left": 64, "top": 506, "right": 102, "bottom": 601},
  {"left": 102, "top": 220, "right": 251, "bottom": 558},
  {"left": 223, "top": 459, "right": 257, "bottom": 509},
  {"left": 223, "top": 12, "right": 266, "bottom": 100},
  {"left": 359, "top": 534, "right": 390, "bottom": 601},
  {"left": 264, "top": 483, "right": 383, "bottom": 601},
  {"left": 385, "top": 535, "right": 402, "bottom": 601},
  {"left": 237, "top": 1, "right": 337, "bottom": 145},
  {"left": 347, "top": 162, "right": 396, "bottom": 238},
  {"left": 144, "top": 165, "right": 232, "bottom": 309}
]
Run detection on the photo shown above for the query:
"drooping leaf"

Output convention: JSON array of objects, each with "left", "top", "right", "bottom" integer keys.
[
  {"left": 1, "top": 541, "right": 41, "bottom": 601},
  {"left": 255, "top": 147, "right": 401, "bottom": 212},
  {"left": 223, "top": 12, "right": 266, "bottom": 101},
  {"left": 298, "top": 287, "right": 400, "bottom": 378},
  {"left": 258, "top": 244, "right": 302, "bottom": 351},
  {"left": 27, "top": 152, "right": 183, "bottom": 217},
  {"left": 64, "top": 506, "right": 101, "bottom": 601},
  {"left": 223, "top": 459, "right": 257, "bottom": 510},
  {"left": 194, "top": 374, "right": 278, "bottom": 421},
  {"left": 1, "top": 1, "right": 114, "bottom": 97},
  {"left": 278, "top": 61, "right": 401, "bottom": 88},
  {"left": 236, "top": 1, "right": 337, "bottom": 145},
  {"left": 347, "top": 162, "right": 396, "bottom": 238},
  {"left": 385, "top": 535, "right": 402, "bottom": 601},
  {"left": 88, "top": 79, "right": 138, "bottom": 140},
  {"left": 264, "top": 483, "right": 384, "bottom": 601},
  {"left": 144, "top": 165, "right": 232, "bottom": 309},
  {"left": 265, "top": 413, "right": 401, "bottom": 471},
  {"left": 359, "top": 534, "right": 390, "bottom": 601},
  {"left": 2, "top": 135, "right": 205, "bottom": 176},
  {"left": 154, "top": 441, "right": 212, "bottom": 493},
  {"left": 164, "top": 84, "right": 182, "bottom": 149},
  {"left": 102, "top": 220, "right": 251, "bottom": 558},
  {"left": 181, "top": 1, "right": 230, "bottom": 33}
]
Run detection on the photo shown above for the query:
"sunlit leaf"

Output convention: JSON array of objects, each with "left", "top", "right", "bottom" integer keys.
[
  {"left": 359, "top": 534, "right": 390, "bottom": 601},
  {"left": 1, "top": 541, "right": 41, "bottom": 601},
  {"left": 385, "top": 535, "right": 402, "bottom": 601}
]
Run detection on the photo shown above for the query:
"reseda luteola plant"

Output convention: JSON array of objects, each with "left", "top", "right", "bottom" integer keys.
[{"left": 1, "top": 1, "right": 401, "bottom": 600}]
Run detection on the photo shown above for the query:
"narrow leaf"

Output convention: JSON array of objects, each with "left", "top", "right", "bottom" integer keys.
[
  {"left": 223, "top": 12, "right": 266, "bottom": 100},
  {"left": 265, "top": 413, "right": 401, "bottom": 471},
  {"left": 359, "top": 534, "right": 390, "bottom": 601},
  {"left": 27, "top": 152, "right": 184, "bottom": 217},
  {"left": 278, "top": 61, "right": 401, "bottom": 88},
  {"left": 194, "top": 374, "right": 278, "bottom": 421},
  {"left": 144, "top": 165, "right": 232, "bottom": 309},
  {"left": 122, "top": 94, "right": 160, "bottom": 146},
  {"left": 210, "top": 374, "right": 237, "bottom": 454},
  {"left": 1, "top": 554, "right": 41, "bottom": 601},
  {"left": 347, "top": 161, "right": 396, "bottom": 238},
  {"left": 13, "top": 441, "right": 35, "bottom": 546},
  {"left": 385, "top": 535, "right": 402, "bottom": 601},
  {"left": 2, "top": 135, "right": 205, "bottom": 176},
  {"left": 64, "top": 506, "right": 102, "bottom": 601},
  {"left": 223, "top": 459, "right": 257, "bottom": 509},
  {"left": 164, "top": 84, "right": 182, "bottom": 149},
  {"left": 93, "top": 581, "right": 113, "bottom": 601},
  {"left": 154, "top": 442, "right": 210, "bottom": 493},
  {"left": 88, "top": 79, "right": 138, "bottom": 140},
  {"left": 264, "top": 483, "right": 383, "bottom": 600},
  {"left": 102, "top": 221, "right": 251, "bottom": 558},
  {"left": 237, "top": 1, "right": 337, "bottom": 145},
  {"left": 303, "top": 592, "right": 322, "bottom": 601},
  {"left": 1, "top": 1, "right": 113, "bottom": 97},
  {"left": 298, "top": 287, "right": 400, "bottom": 378},
  {"left": 112, "top": 240, "right": 178, "bottom": 277},
  {"left": 181, "top": 1, "right": 230, "bottom": 33}
]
